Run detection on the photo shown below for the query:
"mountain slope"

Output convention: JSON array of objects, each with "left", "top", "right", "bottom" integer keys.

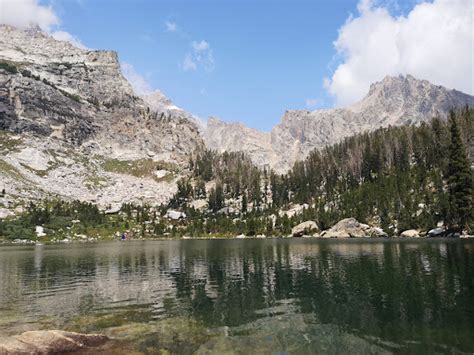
[
  {"left": 204, "top": 75, "right": 474, "bottom": 173},
  {"left": 0, "top": 25, "right": 203, "bottom": 207}
]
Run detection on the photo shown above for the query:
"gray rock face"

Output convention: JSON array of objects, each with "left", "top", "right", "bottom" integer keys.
[
  {"left": 320, "top": 218, "right": 385, "bottom": 238},
  {"left": 204, "top": 75, "right": 474, "bottom": 173},
  {"left": 291, "top": 221, "right": 319, "bottom": 237},
  {"left": 0, "top": 25, "right": 204, "bottom": 207},
  {"left": 0, "top": 25, "right": 203, "bottom": 162}
]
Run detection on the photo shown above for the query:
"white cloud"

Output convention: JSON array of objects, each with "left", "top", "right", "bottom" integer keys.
[
  {"left": 326, "top": 0, "right": 474, "bottom": 107},
  {"left": 305, "top": 98, "right": 320, "bottom": 108},
  {"left": 182, "top": 54, "right": 197, "bottom": 72},
  {"left": 165, "top": 21, "right": 177, "bottom": 32},
  {"left": 120, "top": 62, "right": 153, "bottom": 96},
  {"left": 0, "top": 0, "right": 86, "bottom": 48},
  {"left": 0, "top": 0, "right": 58, "bottom": 31},
  {"left": 182, "top": 40, "right": 215, "bottom": 72},
  {"left": 192, "top": 40, "right": 209, "bottom": 52}
]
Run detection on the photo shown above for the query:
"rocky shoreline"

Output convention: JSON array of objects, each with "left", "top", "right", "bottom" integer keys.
[
  {"left": 0, "top": 330, "right": 112, "bottom": 354},
  {"left": 2, "top": 217, "right": 472, "bottom": 246}
]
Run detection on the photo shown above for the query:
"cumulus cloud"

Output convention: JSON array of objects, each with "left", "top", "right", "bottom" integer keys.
[
  {"left": 326, "top": 0, "right": 474, "bottom": 107},
  {"left": 0, "top": 0, "right": 86, "bottom": 48},
  {"left": 182, "top": 40, "right": 215, "bottom": 72},
  {"left": 0, "top": 0, "right": 58, "bottom": 31},
  {"left": 121, "top": 62, "right": 153, "bottom": 96},
  {"left": 165, "top": 21, "right": 177, "bottom": 32}
]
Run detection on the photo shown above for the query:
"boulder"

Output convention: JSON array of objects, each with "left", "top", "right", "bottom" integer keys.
[
  {"left": 427, "top": 227, "right": 444, "bottom": 237},
  {"left": 369, "top": 227, "right": 388, "bottom": 238},
  {"left": 321, "top": 218, "right": 367, "bottom": 238},
  {"left": 189, "top": 199, "right": 207, "bottom": 211},
  {"left": 0, "top": 208, "right": 13, "bottom": 219},
  {"left": 0, "top": 330, "right": 109, "bottom": 354},
  {"left": 35, "top": 226, "right": 46, "bottom": 237},
  {"left": 400, "top": 229, "right": 420, "bottom": 238},
  {"left": 291, "top": 221, "right": 319, "bottom": 237},
  {"left": 320, "top": 218, "right": 387, "bottom": 238},
  {"left": 166, "top": 210, "right": 186, "bottom": 220}
]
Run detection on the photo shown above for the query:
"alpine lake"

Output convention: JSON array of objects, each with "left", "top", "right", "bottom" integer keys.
[{"left": 0, "top": 238, "right": 473, "bottom": 354}]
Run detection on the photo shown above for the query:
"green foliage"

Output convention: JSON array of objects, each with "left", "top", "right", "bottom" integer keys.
[
  {"left": 271, "top": 109, "right": 473, "bottom": 234},
  {"left": 0, "top": 200, "right": 105, "bottom": 241},
  {"left": 208, "top": 183, "right": 225, "bottom": 212},
  {"left": 445, "top": 109, "right": 473, "bottom": 231},
  {"left": 0, "top": 61, "right": 18, "bottom": 74}
]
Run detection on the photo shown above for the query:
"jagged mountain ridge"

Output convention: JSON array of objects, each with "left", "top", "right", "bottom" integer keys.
[
  {"left": 1, "top": 24, "right": 473, "bottom": 210},
  {"left": 205, "top": 75, "right": 474, "bottom": 173}
]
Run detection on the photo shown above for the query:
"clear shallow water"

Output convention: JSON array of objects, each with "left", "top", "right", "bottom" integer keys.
[{"left": 0, "top": 239, "right": 473, "bottom": 354}]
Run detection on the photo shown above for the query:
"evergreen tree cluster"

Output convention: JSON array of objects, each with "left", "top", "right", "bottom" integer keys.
[
  {"left": 166, "top": 108, "right": 472, "bottom": 237},
  {"left": 169, "top": 149, "right": 269, "bottom": 211},
  {"left": 271, "top": 107, "right": 473, "bottom": 233}
]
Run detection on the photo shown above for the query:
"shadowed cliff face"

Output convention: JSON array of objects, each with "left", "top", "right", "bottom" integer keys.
[{"left": 204, "top": 75, "right": 474, "bottom": 173}]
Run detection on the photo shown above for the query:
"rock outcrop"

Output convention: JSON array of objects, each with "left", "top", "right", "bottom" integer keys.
[
  {"left": 320, "top": 218, "right": 387, "bottom": 238},
  {"left": 400, "top": 229, "right": 421, "bottom": 238},
  {"left": 291, "top": 221, "right": 319, "bottom": 237},
  {"left": 0, "top": 25, "right": 204, "bottom": 207},
  {"left": 0, "top": 330, "right": 109, "bottom": 354},
  {"left": 204, "top": 75, "right": 474, "bottom": 173}
]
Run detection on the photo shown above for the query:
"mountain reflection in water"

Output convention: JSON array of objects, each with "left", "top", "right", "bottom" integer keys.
[{"left": 0, "top": 239, "right": 473, "bottom": 354}]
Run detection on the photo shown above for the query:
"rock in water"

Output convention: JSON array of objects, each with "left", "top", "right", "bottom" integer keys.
[{"left": 0, "top": 330, "right": 109, "bottom": 354}]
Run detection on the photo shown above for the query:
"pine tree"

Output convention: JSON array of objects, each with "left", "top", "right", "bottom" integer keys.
[
  {"left": 241, "top": 192, "right": 247, "bottom": 214},
  {"left": 446, "top": 112, "right": 473, "bottom": 232}
]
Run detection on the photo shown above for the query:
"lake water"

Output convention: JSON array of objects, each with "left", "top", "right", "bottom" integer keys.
[{"left": 0, "top": 239, "right": 473, "bottom": 354}]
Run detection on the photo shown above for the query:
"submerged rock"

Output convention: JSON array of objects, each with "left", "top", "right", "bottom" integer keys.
[
  {"left": 0, "top": 330, "right": 109, "bottom": 354},
  {"left": 196, "top": 312, "right": 390, "bottom": 354},
  {"left": 104, "top": 317, "right": 209, "bottom": 354}
]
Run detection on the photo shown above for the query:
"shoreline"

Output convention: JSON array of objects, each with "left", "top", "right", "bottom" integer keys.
[{"left": 1, "top": 235, "right": 472, "bottom": 246}]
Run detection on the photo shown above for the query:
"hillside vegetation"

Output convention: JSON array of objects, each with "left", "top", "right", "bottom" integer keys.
[{"left": 0, "top": 108, "right": 472, "bottom": 241}]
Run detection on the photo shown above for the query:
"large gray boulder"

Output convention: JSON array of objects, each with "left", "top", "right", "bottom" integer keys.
[
  {"left": 0, "top": 330, "right": 109, "bottom": 354},
  {"left": 291, "top": 221, "right": 319, "bottom": 237},
  {"left": 320, "top": 218, "right": 387, "bottom": 238}
]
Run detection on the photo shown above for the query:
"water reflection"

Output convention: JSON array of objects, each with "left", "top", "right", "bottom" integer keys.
[{"left": 0, "top": 239, "right": 473, "bottom": 353}]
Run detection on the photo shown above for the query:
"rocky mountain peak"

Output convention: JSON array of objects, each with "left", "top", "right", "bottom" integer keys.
[
  {"left": 205, "top": 74, "right": 474, "bottom": 173},
  {"left": 0, "top": 25, "right": 205, "bottom": 206}
]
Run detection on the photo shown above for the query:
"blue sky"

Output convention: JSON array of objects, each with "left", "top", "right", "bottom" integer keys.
[
  {"left": 4, "top": 0, "right": 471, "bottom": 131},
  {"left": 52, "top": 0, "right": 360, "bottom": 130}
]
